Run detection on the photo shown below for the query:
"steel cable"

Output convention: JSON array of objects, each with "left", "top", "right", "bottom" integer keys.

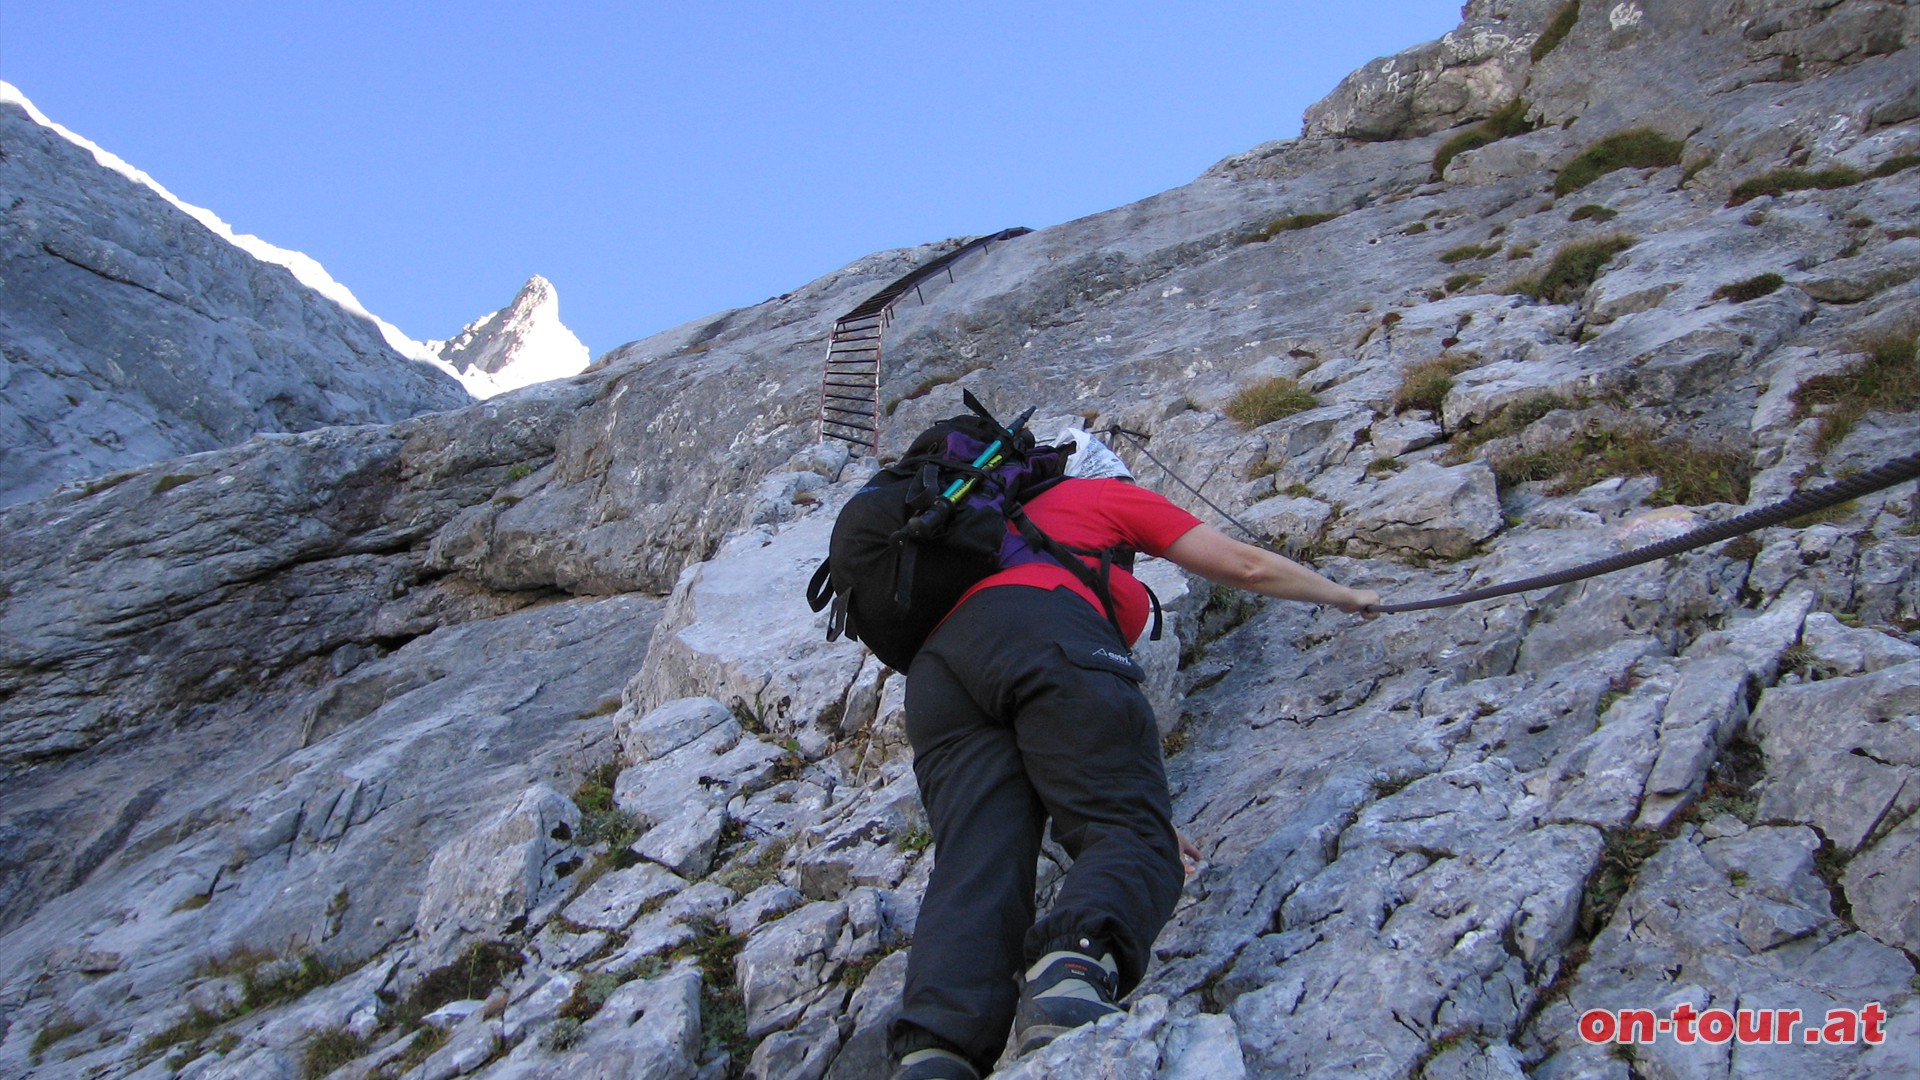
[
  {"left": 1100, "top": 425, "right": 1920, "bottom": 616},
  {"left": 1368, "top": 449, "right": 1920, "bottom": 613}
]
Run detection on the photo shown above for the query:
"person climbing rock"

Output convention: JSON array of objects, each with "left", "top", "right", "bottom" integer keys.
[{"left": 887, "top": 428, "right": 1379, "bottom": 1080}]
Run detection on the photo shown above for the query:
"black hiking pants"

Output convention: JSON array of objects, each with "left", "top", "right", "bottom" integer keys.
[{"left": 890, "top": 585, "right": 1184, "bottom": 1070}]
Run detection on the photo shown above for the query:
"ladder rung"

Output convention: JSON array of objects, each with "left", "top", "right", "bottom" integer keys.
[
  {"left": 824, "top": 381, "right": 873, "bottom": 390},
  {"left": 831, "top": 333, "right": 882, "bottom": 343},
  {"left": 823, "top": 392, "right": 874, "bottom": 403},
  {"left": 824, "top": 420, "right": 878, "bottom": 435},
  {"left": 823, "top": 406, "right": 875, "bottom": 420}
]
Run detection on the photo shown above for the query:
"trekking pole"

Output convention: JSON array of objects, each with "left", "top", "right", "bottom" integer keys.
[
  {"left": 895, "top": 404, "right": 1036, "bottom": 543},
  {"left": 940, "top": 405, "right": 1035, "bottom": 502}
]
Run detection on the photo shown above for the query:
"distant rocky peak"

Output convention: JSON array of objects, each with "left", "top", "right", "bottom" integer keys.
[{"left": 433, "top": 275, "right": 593, "bottom": 398}]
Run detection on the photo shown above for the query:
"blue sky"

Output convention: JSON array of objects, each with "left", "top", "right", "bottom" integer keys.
[{"left": 4, "top": 2, "right": 1464, "bottom": 356}]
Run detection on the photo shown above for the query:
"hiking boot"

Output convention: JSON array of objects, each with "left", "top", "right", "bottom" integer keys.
[
  {"left": 1011, "top": 946, "right": 1122, "bottom": 1055},
  {"left": 890, "top": 1047, "right": 980, "bottom": 1080}
]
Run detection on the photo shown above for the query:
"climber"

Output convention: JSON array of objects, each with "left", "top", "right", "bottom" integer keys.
[{"left": 888, "top": 428, "right": 1379, "bottom": 1080}]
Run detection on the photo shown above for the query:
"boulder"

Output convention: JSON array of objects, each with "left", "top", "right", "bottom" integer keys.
[
  {"left": 1333, "top": 460, "right": 1503, "bottom": 558},
  {"left": 559, "top": 863, "right": 687, "bottom": 932},
  {"left": 737, "top": 900, "right": 848, "bottom": 1041},
  {"left": 614, "top": 701, "right": 786, "bottom": 878},
  {"left": 1302, "top": 9, "right": 1533, "bottom": 140},
  {"left": 548, "top": 966, "right": 702, "bottom": 1080},
  {"left": 415, "top": 786, "right": 583, "bottom": 967}
]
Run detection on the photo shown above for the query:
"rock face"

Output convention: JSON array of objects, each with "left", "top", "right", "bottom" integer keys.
[
  {"left": 0, "top": 84, "right": 470, "bottom": 509},
  {"left": 432, "top": 276, "right": 594, "bottom": 398},
  {"left": 4, "top": 3, "right": 1920, "bottom": 1078}
]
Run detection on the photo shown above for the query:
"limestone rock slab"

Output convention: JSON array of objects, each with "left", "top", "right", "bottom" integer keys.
[
  {"left": 559, "top": 862, "right": 687, "bottom": 932},
  {"left": 1333, "top": 460, "right": 1503, "bottom": 558},
  {"left": 737, "top": 900, "right": 848, "bottom": 1041},
  {"left": 0, "top": 91, "right": 468, "bottom": 508},
  {"left": 415, "top": 785, "right": 582, "bottom": 967}
]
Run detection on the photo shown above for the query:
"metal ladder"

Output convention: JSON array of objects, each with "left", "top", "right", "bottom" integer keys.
[{"left": 818, "top": 227, "right": 1031, "bottom": 455}]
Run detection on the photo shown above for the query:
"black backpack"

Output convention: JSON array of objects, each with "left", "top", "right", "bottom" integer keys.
[{"left": 805, "top": 393, "right": 1155, "bottom": 671}]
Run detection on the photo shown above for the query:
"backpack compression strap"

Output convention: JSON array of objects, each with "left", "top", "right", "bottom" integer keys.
[{"left": 806, "top": 558, "right": 849, "bottom": 641}]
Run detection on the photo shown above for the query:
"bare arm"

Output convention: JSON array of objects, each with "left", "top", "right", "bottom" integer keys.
[{"left": 1160, "top": 524, "right": 1378, "bottom": 614}]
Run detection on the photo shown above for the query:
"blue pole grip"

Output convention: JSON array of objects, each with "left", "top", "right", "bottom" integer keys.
[{"left": 940, "top": 438, "right": 1005, "bottom": 501}]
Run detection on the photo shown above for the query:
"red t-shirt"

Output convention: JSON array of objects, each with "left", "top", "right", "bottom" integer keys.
[{"left": 956, "top": 478, "right": 1203, "bottom": 645}]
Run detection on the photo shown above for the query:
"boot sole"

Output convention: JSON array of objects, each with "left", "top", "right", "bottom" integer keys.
[{"left": 1015, "top": 1023, "right": 1070, "bottom": 1056}]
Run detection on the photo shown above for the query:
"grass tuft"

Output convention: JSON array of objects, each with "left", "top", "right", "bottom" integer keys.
[
  {"left": 1709, "top": 273, "right": 1785, "bottom": 304},
  {"left": 680, "top": 919, "right": 756, "bottom": 1072},
  {"left": 302, "top": 1025, "right": 372, "bottom": 1080},
  {"left": 1727, "top": 165, "right": 1864, "bottom": 206},
  {"left": 1872, "top": 153, "right": 1920, "bottom": 179},
  {"left": 1726, "top": 155, "right": 1920, "bottom": 208},
  {"left": 1580, "top": 828, "right": 1665, "bottom": 936},
  {"left": 1226, "top": 377, "right": 1319, "bottom": 428},
  {"left": 1431, "top": 98, "right": 1537, "bottom": 179},
  {"left": 1442, "top": 394, "right": 1571, "bottom": 462},
  {"left": 1569, "top": 203, "right": 1617, "bottom": 223},
  {"left": 1393, "top": 354, "right": 1480, "bottom": 414},
  {"left": 151, "top": 474, "right": 201, "bottom": 495},
  {"left": 1489, "top": 423, "right": 1751, "bottom": 506},
  {"left": 1248, "top": 211, "right": 1341, "bottom": 241},
  {"left": 139, "top": 1006, "right": 230, "bottom": 1059},
  {"left": 1531, "top": 1, "right": 1581, "bottom": 62},
  {"left": 1679, "top": 154, "right": 1717, "bottom": 188},
  {"left": 714, "top": 836, "right": 789, "bottom": 895},
  {"left": 540, "top": 1017, "right": 585, "bottom": 1052},
  {"left": 31, "top": 1016, "right": 87, "bottom": 1063},
  {"left": 380, "top": 1026, "right": 447, "bottom": 1078},
  {"left": 556, "top": 971, "right": 625, "bottom": 1024},
  {"left": 1439, "top": 242, "right": 1503, "bottom": 264},
  {"left": 397, "top": 941, "right": 523, "bottom": 1027},
  {"left": 1513, "top": 235, "right": 1637, "bottom": 303},
  {"left": 1555, "top": 129, "right": 1685, "bottom": 196},
  {"left": 572, "top": 759, "right": 641, "bottom": 854},
  {"left": 1791, "top": 328, "right": 1920, "bottom": 453},
  {"left": 1161, "top": 727, "right": 1189, "bottom": 757},
  {"left": 242, "top": 954, "right": 342, "bottom": 1012}
]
